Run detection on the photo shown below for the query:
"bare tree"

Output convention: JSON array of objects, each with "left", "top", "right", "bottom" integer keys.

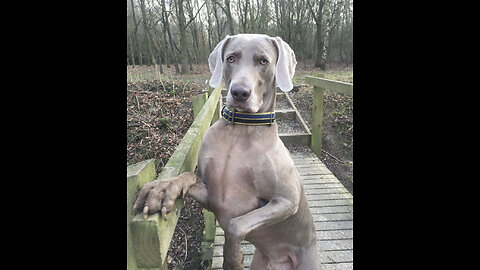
[
  {"left": 126, "top": 0, "right": 353, "bottom": 69},
  {"left": 176, "top": 0, "right": 189, "bottom": 74},
  {"left": 139, "top": 0, "right": 156, "bottom": 66},
  {"left": 129, "top": 0, "right": 143, "bottom": 65},
  {"left": 306, "top": 0, "right": 327, "bottom": 69}
]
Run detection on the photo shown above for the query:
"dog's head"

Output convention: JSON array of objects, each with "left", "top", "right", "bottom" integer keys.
[{"left": 208, "top": 34, "right": 297, "bottom": 113}]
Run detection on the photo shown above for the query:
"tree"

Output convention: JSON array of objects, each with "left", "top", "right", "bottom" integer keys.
[
  {"left": 307, "top": 0, "right": 327, "bottom": 69},
  {"left": 176, "top": 0, "right": 189, "bottom": 74},
  {"left": 139, "top": 0, "right": 156, "bottom": 66},
  {"left": 129, "top": 0, "right": 143, "bottom": 65},
  {"left": 126, "top": 0, "right": 353, "bottom": 69}
]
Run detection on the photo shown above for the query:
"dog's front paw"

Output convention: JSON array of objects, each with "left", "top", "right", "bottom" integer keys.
[{"left": 132, "top": 172, "right": 197, "bottom": 220}]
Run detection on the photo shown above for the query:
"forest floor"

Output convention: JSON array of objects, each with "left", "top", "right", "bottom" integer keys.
[{"left": 127, "top": 62, "right": 353, "bottom": 269}]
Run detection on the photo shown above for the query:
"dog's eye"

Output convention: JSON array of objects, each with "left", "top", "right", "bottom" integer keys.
[
  {"left": 260, "top": 59, "right": 268, "bottom": 65},
  {"left": 227, "top": 56, "right": 235, "bottom": 63}
]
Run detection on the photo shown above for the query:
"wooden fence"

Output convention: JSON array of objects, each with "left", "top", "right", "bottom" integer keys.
[
  {"left": 127, "top": 83, "right": 223, "bottom": 269},
  {"left": 305, "top": 76, "right": 353, "bottom": 159}
]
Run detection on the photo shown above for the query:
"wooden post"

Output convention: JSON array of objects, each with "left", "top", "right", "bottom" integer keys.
[
  {"left": 127, "top": 159, "right": 158, "bottom": 270},
  {"left": 311, "top": 85, "right": 325, "bottom": 159},
  {"left": 211, "top": 95, "right": 222, "bottom": 125},
  {"left": 305, "top": 75, "right": 353, "bottom": 159},
  {"left": 201, "top": 209, "right": 216, "bottom": 266},
  {"left": 193, "top": 92, "right": 209, "bottom": 119}
]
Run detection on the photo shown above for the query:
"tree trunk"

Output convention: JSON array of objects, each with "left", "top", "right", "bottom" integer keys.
[
  {"left": 162, "top": 0, "right": 179, "bottom": 73},
  {"left": 315, "top": 23, "right": 325, "bottom": 69},
  {"left": 224, "top": 0, "right": 235, "bottom": 35},
  {"left": 127, "top": 22, "right": 136, "bottom": 67},
  {"left": 177, "top": 0, "right": 189, "bottom": 74},
  {"left": 212, "top": 0, "right": 222, "bottom": 42},
  {"left": 206, "top": 0, "right": 213, "bottom": 52},
  {"left": 139, "top": 0, "right": 156, "bottom": 66},
  {"left": 130, "top": 0, "right": 143, "bottom": 65}
]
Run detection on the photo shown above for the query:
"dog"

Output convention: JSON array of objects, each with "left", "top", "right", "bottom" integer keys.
[{"left": 133, "top": 34, "right": 320, "bottom": 270}]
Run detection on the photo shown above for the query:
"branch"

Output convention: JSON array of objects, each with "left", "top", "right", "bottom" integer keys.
[
  {"left": 171, "top": 39, "right": 181, "bottom": 54},
  {"left": 185, "top": 1, "right": 206, "bottom": 29},
  {"left": 306, "top": 0, "right": 319, "bottom": 25},
  {"left": 211, "top": 0, "right": 227, "bottom": 14},
  {"left": 322, "top": 149, "right": 346, "bottom": 164}
]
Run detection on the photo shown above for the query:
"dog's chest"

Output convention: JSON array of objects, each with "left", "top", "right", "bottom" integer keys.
[{"left": 198, "top": 139, "right": 278, "bottom": 219}]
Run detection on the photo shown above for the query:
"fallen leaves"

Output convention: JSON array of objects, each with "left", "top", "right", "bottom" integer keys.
[{"left": 127, "top": 78, "right": 203, "bottom": 174}]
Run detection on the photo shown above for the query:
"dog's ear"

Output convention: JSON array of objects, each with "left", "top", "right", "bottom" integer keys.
[
  {"left": 272, "top": 37, "right": 297, "bottom": 92},
  {"left": 208, "top": 35, "right": 231, "bottom": 88}
]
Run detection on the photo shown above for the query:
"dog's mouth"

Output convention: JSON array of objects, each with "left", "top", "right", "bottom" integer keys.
[
  {"left": 230, "top": 103, "right": 254, "bottom": 113},
  {"left": 228, "top": 99, "right": 263, "bottom": 113}
]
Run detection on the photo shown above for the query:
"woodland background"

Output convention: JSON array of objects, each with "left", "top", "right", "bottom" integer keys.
[
  {"left": 127, "top": 2, "right": 353, "bottom": 268},
  {"left": 127, "top": 0, "right": 353, "bottom": 72}
]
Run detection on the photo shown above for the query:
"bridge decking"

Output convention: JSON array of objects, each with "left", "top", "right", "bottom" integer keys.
[{"left": 211, "top": 148, "right": 353, "bottom": 269}]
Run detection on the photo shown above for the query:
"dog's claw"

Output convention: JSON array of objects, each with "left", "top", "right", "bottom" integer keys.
[
  {"left": 143, "top": 206, "right": 149, "bottom": 220},
  {"left": 161, "top": 206, "right": 168, "bottom": 221}
]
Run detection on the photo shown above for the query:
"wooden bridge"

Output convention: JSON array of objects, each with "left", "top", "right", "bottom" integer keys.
[{"left": 127, "top": 76, "right": 353, "bottom": 270}]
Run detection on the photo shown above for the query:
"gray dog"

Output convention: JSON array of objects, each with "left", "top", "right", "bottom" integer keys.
[{"left": 133, "top": 34, "right": 320, "bottom": 270}]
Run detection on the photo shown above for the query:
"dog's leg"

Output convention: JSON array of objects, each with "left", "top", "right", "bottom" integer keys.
[
  {"left": 132, "top": 172, "right": 208, "bottom": 220},
  {"left": 223, "top": 197, "right": 299, "bottom": 270}
]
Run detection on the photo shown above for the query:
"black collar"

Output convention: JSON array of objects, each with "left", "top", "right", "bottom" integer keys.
[{"left": 221, "top": 105, "right": 275, "bottom": 125}]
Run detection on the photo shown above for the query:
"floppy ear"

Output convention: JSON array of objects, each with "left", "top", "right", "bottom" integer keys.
[
  {"left": 272, "top": 37, "right": 297, "bottom": 92},
  {"left": 208, "top": 35, "right": 231, "bottom": 88}
]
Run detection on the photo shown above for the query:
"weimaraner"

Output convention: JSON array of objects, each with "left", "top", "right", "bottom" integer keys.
[{"left": 133, "top": 34, "right": 320, "bottom": 270}]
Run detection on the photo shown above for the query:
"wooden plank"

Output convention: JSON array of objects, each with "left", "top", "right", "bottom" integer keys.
[
  {"left": 295, "top": 163, "right": 329, "bottom": 169},
  {"left": 313, "top": 212, "right": 353, "bottom": 222},
  {"left": 317, "top": 239, "right": 353, "bottom": 251},
  {"left": 275, "top": 109, "right": 296, "bottom": 120},
  {"left": 307, "top": 193, "right": 353, "bottom": 201},
  {"left": 316, "top": 220, "right": 353, "bottom": 231},
  {"left": 301, "top": 177, "right": 341, "bottom": 184},
  {"left": 279, "top": 133, "right": 311, "bottom": 146},
  {"left": 213, "top": 242, "right": 256, "bottom": 257},
  {"left": 303, "top": 181, "right": 341, "bottom": 187},
  {"left": 309, "top": 205, "right": 353, "bottom": 214},
  {"left": 309, "top": 199, "right": 353, "bottom": 207},
  {"left": 299, "top": 170, "right": 333, "bottom": 176},
  {"left": 321, "top": 262, "right": 354, "bottom": 270},
  {"left": 304, "top": 183, "right": 345, "bottom": 189},
  {"left": 301, "top": 174, "right": 339, "bottom": 180},
  {"left": 304, "top": 187, "right": 351, "bottom": 195},
  {"left": 319, "top": 250, "right": 353, "bottom": 264},
  {"left": 317, "top": 230, "right": 353, "bottom": 241},
  {"left": 305, "top": 76, "right": 353, "bottom": 97}
]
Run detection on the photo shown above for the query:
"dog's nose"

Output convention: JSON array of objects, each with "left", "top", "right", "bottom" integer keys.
[{"left": 231, "top": 85, "right": 251, "bottom": 102}]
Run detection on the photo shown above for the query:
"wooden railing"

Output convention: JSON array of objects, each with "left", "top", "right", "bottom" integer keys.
[
  {"left": 127, "top": 83, "right": 223, "bottom": 270},
  {"left": 305, "top": 76, "right": 353, "bottom": 159}
]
